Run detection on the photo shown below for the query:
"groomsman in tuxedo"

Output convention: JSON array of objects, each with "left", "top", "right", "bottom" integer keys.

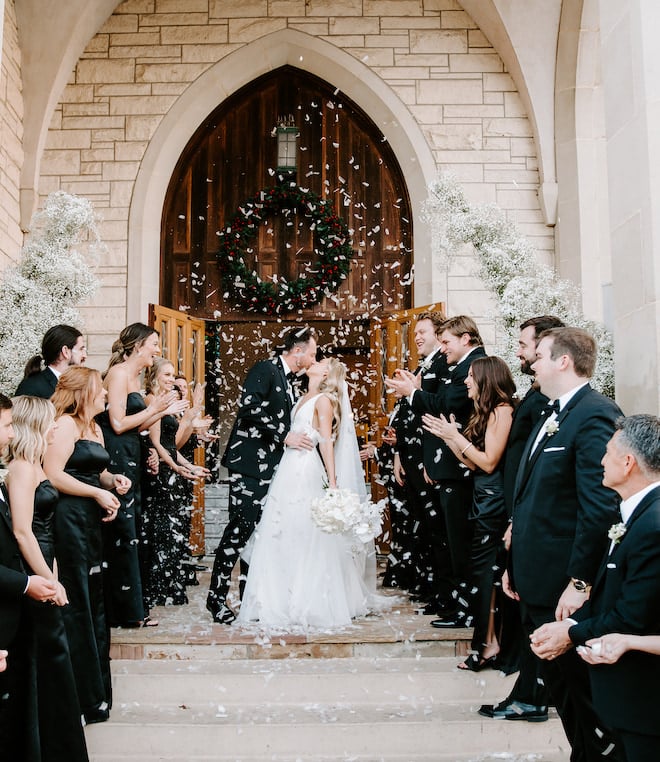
[
  {"left": 389, "top": 311, "right": 448, "bottom": 607},
  {"left": 206, "top": 327, "right": 317, "bottom": 623},
  {"left": 531, "top": 414, "right": 660, "bottom": 762},
  {"left": 14, "top": 324, "right": 87, "bottom": 397},
  {"left": 507, "top": 327, "right": 623, "bottom": 761},
  {"left": 479, "top": 315, "right": 564, "bottom": 722},
  {"left": 0, "top": 393, "right": 58, "bottom": 759},
  {"left": 386, "top": 315, "right": 486, "bottom": 618}
]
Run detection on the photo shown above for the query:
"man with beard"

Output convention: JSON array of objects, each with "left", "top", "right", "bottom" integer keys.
[
  {"left": 479, "top": 315, "right": 564, "bottom": 722},
  {"left": 15, "top": 324, "right": 87, "bottom": 398}
]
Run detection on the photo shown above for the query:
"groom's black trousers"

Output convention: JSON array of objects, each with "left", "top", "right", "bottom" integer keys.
[{"left": 207, "top": 472, "right": 269, "bottom": 609}]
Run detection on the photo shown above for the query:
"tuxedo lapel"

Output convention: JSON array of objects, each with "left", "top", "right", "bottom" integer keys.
[{"left": 0, "top": 485, "right": 12, "bottom": 528}]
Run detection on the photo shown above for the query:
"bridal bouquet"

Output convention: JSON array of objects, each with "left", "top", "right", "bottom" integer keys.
[{"left": 311, "top": 488, "right": 385, "bottom": 543}]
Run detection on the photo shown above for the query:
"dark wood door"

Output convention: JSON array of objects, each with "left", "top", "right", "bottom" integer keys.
[{"left": 160, "top": 66, "right": 413, "bottom": 321}]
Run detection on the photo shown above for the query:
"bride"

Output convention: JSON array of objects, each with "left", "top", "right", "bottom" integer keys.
[{"left": 236, "top": 357, "right": 377, "bottom": 629}]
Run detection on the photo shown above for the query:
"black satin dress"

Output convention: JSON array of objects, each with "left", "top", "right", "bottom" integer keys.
[
  {"left": 30, "top": 479, "right": 89, "bottom": 761},
  {"left": 143, "top": 414, "right": 188, "bottom": 607},
  {"left": 54, "top": 440, "right": 112, "bottom": 723},
  {"left": 97, "top": 391, "right": 146, "bottom": 625}
]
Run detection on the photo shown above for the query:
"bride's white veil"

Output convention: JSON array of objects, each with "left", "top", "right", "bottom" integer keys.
[{"left": 334, "top": 379, "right": 377, "bottom": 593}]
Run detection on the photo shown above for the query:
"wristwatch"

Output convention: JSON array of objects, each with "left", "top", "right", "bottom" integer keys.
[{"left": 571, "top": 577, "right": 591, "bottom": 593}]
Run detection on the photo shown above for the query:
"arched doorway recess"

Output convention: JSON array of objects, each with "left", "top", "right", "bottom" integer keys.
[{"left": 160, "top": 66, "right": 414, "bottom": 459}]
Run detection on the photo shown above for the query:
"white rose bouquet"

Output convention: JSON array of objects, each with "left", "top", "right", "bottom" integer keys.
[{"left": 311, "top": 488, "right": 385, "bottom": 543}]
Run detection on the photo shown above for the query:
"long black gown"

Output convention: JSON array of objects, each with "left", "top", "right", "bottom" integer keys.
[
  {"left": 143, "top": 414, "right": 189, "bottom": 607},
  {"left": 97, "top": 391, "right": 146, "bottom": 625},
  {"left": 30, "top": 479, "right": 89, "bottom": 761},
  {"left": 54, "top": 440, "right": 112, "bottom": 723}
]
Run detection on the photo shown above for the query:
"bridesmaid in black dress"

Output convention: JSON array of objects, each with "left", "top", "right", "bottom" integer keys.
[
  {"left": 96, "top": 323, "right": 186, "bottom": 627},
  {"left": 7, "top": 395, "right": 88, "bottom": 761},
  {"left": 44, "top": 367, "right": 130, "bottom": 725},
  {"left": 143, "top": 359, "right": 208, "bottom": 607}
]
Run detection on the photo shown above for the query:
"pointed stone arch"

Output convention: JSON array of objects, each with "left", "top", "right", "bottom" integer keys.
[{"left": 126, "top": 28, "right": 435, "bottom": 321}]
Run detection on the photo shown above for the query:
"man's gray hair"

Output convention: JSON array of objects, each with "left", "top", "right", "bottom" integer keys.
[{"left": 615, "top": 414, "right": 660, "bottom": 477}]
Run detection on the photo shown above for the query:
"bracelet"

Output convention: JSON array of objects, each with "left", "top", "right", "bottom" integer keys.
[{"left": 461, "top": 442, "right": 473, "bottom": 456}]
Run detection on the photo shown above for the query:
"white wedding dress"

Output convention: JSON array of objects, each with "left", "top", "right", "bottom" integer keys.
[{"left": 237, "top": 393, "right": 377, "bottom": 630}]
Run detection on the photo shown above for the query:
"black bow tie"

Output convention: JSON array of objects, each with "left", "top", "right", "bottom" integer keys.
[
  {"left": 549, "top": 400, "right": 560, "bottom": 415},
  {"left": 286, "top": 371, "right": 295, "bottom": 381}
]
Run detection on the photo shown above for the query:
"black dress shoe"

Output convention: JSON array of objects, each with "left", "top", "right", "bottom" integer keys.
[
  {"left": 84, "top": 706, "right": 110, "bottom": 725},
  {"left": 430, "top": 615, "right": 470, "bottom": 628},
  {"left": 478, "top": 700, "right": 548, "bottom": 722},
  {"left": 206, "top": 601, "right": 236, "bottom": 625}
]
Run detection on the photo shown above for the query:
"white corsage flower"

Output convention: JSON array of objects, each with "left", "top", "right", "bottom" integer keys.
[
  {"left": 607, "top": 522, "right": 627, "bottom": 545},
  {"left": 545, "top": 420, "right": 559, "bottom": 436}
]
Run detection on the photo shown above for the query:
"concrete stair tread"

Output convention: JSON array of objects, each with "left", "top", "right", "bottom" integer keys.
[{"left": 90, "top": 756, "right": 568, "bottom": 762}]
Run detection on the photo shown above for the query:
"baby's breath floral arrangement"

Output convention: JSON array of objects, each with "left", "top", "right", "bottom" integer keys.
[
  {"left": 422, "top": 174, "right": 615, "bottom": 398},
  {"left": 0, "top": 192, "right": 101, "bottom": 392},
  {"left": 311, "top": 488, "right": 385, "bottom": 544}
]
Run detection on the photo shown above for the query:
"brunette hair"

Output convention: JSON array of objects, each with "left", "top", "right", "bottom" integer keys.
[
  {"left": 463, "top": 356, "right": 516, "bottom": 449},
  {"left": 537, "top": 327, "right": 597, "bottom": 378},
  {"left": 441, "top": 315, "right": 483, "bottom": 347},
  {"left": 318, "top": 358, "right": 346, "bottom": 440},
  {"left": 519, "top": 315, "right": 565, "bottom": 337},
  {"left": 51, "top": 366, "right": 104, "bottom": 434},
  {"left": 0, "top": 393, "right": 11, "bottom": 412},
  {"left": 416, "top": 311, "right": 446, "bottom": 334},
  {"left": 105, "top": 323, "right": 158, "bottom": 375},
  {"left": 281, "top": 326, "right": 316, "bottom": 354},
  {"left": 144, "top": 357, "right": 174, "bottom": 396},
  {"left": 8, "top": 396, "right": 56, "bottom": 464},
  {"left": 22, "top": 324, "right": 82, "bottom": 378}
]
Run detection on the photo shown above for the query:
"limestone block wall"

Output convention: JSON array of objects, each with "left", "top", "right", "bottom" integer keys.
[
  {"left": 0, "top": 0, "right": 24, "bottom": 266},
  {"left": 38, "top": 0, "right": 554, "bottom": 365}
]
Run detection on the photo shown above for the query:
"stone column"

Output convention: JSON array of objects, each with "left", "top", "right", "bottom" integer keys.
[{"left": 599, "top": 0, "right": 660, "bottom": 414}]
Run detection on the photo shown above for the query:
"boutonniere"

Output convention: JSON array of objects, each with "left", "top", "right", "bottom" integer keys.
[
  {"left": 419, "top": 356, "right": 434, "bottom": 372},
  {"left": 0, "top": 464, "right": 7, "bottom": 485},
  {"left": 608, "top": 522, "right": 627, "bottom": 544},
  {"left": 544, "top": 419, "right": 559, "bottom": 436}
]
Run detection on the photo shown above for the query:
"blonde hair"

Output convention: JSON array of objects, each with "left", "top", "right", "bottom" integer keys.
[
  {"left": 51, "top": 366, "right": 103, "bottom": 434},
  {"left": 318, "top": 358, "right": 346, "bottom": 440},
  {"left": 144, "top": 357, "right": 174, "bottom": 396},
  {"left": 8, "top": 396, "right": 55, "bottom": 464}
]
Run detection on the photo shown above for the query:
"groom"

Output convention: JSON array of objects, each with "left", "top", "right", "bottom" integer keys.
[{"left": 206, "top": 327, "right": 318, "bottom": 623}]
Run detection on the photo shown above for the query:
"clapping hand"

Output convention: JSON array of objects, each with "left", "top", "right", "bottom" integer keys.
[
  {"left": 422, "top": 413, "right": 459, "bottom": 442},
  {"left": 384, "top": 369, "right": 418, "bottom": 398}
]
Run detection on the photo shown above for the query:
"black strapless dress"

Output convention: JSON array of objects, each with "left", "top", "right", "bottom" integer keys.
[
  {"left": 30, "top": 479, "right": 89, "bottom": 761},
  {"left": 54, "top": 440, "right": 112, "bottom": 723},
  {"left": 143, "top": 414, "right": 188, "bottom": 607},
  {"left": 97, "top": 391, "right": 146, "bottom": 625}
]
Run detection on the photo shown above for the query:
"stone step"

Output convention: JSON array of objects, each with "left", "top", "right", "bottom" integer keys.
[
  {"left": 90, "top": 756, "right": 569, "bottom": 762},
  {"left": 109, "top": 656, "right": 516, "bottom": 706}
]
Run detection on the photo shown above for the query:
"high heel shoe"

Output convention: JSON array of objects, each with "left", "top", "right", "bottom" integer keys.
[{"left": 457, "top": 653, "right": 498, "bottom": 672}]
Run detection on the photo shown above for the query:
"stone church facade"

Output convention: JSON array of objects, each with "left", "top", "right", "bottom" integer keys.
[{"left": 0, "top": 0, "right": 657, "bottom": 414}]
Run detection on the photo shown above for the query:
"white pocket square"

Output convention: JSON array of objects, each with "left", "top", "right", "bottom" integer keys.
[
  {"left": 543, "top": 446, "right": 566, "bottom": 452},
  {"left": 607, "top": 563, "right": 616, "bottom": 569}
]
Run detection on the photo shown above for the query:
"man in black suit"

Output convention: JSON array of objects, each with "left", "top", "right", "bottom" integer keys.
[
  {"left": 206, "top": 327, "right": 318, "bottom": 623},
  {"left": 479, "top": 315, "right": 564, "bottom": 722},
  {"left": 532, "top": 414, "right": 660, "bottom": 762},
  {"left": 0, "top": 393, "right": 58, "bottom": 758},
  {"left": 507, "top": 327, "right": 623, "bottom": 761},
  {"left": 386, "top": 315, "right": 486, "bottom": 620},
  {"left": 389, "top": 311, "right": 449, "bottom": 608},
  {"left": 15, "top": 324, "right": 86, "bottom": 397}
]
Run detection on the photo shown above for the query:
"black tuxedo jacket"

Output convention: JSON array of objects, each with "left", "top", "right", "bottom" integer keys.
[
  {"left": 221, "top": 358, "right": 292, "bottom": 481},
  {"left": 569, "top": 486, "right": 660, "bottom": 736},
  {"left": 14, "top": 367, "right": 58, "bottom": 398},
  {"left": 410, "top": 345, "right": 486, "bottom": 481},
  {"left": 393, "top": 351, "right": 448, "bottom": 478},
  {"left": 0, "top": 489, "right": 28, "bottom": 649},
  {"left": 501, "top": 384, "right": 549, "bottom": 516},
  {"left": 511, "top": 384, "right": 622, "bottom": 608}
]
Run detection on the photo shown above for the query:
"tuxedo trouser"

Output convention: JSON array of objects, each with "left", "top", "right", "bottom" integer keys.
[
  {"left": 500, "top": 613, "right": 549, "bottom": 706},
  {"left": 519, "top": 601, "right": 623, "bottom": 762},
  {"left": 207, "top": 472, "right": 270, "bottom": 607},
  {"left": 613, "top": 729, "right": 660, "bottom": 762}
]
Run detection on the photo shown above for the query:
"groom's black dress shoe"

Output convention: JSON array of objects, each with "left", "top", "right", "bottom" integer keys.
[
  {"left": 206, "top": 601, "right": 236, "bottom": 625},
  {"left": 478, "top": 700, "right": 548, "bottom": 722}
]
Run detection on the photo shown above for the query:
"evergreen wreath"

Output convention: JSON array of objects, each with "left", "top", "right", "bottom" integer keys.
[{"left": 216, "top": 185, "right": 354, "bottom": 315}]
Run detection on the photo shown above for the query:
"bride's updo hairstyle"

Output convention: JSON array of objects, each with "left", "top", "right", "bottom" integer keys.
[
  {"left": 144, "top": 357, "right": 173, "bottom": 396},
  {"left": 318, "top": 357, "right": 345, "bottom": 440},
  {"left": 104, "top": 322, "right": 158, "bottom": 377}
]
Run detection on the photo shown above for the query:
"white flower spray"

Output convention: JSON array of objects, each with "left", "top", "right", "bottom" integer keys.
[
  {"left": 0, "top": 192, "right": 102, "bottom": 392},
  {"left": 422, "top": 174, "right": 615, "bottom": 398}
]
